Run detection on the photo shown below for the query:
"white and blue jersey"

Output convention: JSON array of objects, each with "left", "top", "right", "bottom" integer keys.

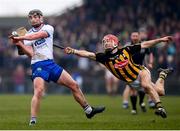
[
  {"left": 24, "top": 24, "right": 63, "bottom": 82},
  {"left": 24, "top": 24, "right": 54, "bottom": 64}
]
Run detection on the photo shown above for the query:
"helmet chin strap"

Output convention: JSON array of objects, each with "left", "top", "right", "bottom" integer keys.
[
  {"left": 32, "top": 23, "right": 41, "bottom": 28},
  {"left": 32, "top": 20, "right": 43, "bottom": 28},
  {"left": 112, "top": 40, "right": 118, "bottom": 48},
  {"left": 29, "top": 15, "right": 43, "bottom": 28},
  {"left": 105, "top": 48, "right": 118, "bottom": 55},
  {"left": 104, "top": 41, "right": 118, "bottom": 53}
]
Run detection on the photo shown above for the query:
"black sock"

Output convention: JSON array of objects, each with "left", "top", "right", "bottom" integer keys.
[
  {"left": 138, "top": 90, "right": 145, "bottom": 106},
  {"left": 155, "top": 102, "right": 162, "bottom": 108},
  {"left": 130, "top": 95, "right": 137, "bottom": 110}
]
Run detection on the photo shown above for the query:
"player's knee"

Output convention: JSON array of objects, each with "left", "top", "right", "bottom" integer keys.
[
  {"left": 142, "top": 86, "right": 149, "bottom": 91},
  {"left": 158, "top": 90, "right": 165, "bottom": 96},
  {"left": 34, "top": 86, "right": 44, "bottom": 99}
]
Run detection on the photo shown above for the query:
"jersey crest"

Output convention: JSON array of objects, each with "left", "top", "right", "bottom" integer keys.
[{"left": 114, "top": 59, "right": 129, "bottom": 69}]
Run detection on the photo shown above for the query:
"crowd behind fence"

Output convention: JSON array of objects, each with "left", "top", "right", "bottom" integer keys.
[{"left": 0, "top": 0, "right": 179, "bottom": 95}]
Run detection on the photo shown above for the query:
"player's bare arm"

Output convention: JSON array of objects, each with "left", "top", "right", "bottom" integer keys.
[
  {"left": 12, "top": 40, "right": 34, "bottom": 57},
  {"left": 141, "top": 36, "right": 173, "bottom": 49},
  {"left": 13, "top": 31, "right": 48, "bottom": 41},
  {"left": 65, "top": 47, "right": 96, "bottom": 60}
]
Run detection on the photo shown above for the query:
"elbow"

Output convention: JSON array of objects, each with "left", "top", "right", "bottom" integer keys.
[
  {"left": 30, "top": 53, "right": 34, "bottom": 58},
  {"left": 29, "top": 54, "right": 33, "bottom": 58},
  {"left": 27, "top": 54, "right": 32, "bottom": 58}
]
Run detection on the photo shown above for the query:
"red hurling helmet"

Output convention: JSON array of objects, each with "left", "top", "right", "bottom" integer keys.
[{"left": 102, "top": 34, "right": 119, "bottom": 51}]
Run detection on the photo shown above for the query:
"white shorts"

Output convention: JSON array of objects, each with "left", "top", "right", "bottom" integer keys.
[{"left": 128, "top": 67, "right": 150, "bottom": 91}]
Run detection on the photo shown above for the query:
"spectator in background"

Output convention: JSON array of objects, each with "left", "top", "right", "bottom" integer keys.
[
  {"left": 12, "top": 64, "right": 25, "bottom": 94},
  {"left": 104, "top": 69, "right": 119, "bottom": 96}
]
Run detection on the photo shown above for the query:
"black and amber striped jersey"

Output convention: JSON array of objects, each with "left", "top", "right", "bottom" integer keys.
[
  {"left": 126, "top": 42, "right": 151, "bottom": 65},
  {"left": 95, "top": 44, "right": 144, "bottom": 83}
]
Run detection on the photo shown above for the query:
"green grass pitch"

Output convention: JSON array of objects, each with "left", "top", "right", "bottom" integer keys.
[{"left": 0, "top": 95, "right": 179, "bottom": 130}]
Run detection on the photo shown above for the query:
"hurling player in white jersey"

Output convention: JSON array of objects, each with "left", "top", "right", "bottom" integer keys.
[
  {"left": 11, "top": 9, "right": 105, "bottom": 126},
  {"left": 24, "top": 24, "right": 54, "bottom": 64}
]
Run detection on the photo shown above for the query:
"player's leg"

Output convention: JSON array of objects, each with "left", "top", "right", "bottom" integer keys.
[
  {"left": 142, "top": 68, "right": 173, "bottom": 108},
  {"left": 139, "top": 69, "right": 167, "bottom": 118},
  {"left": 56, "top": 69, "right": 105, "bottom": 118},
  {"left": 138, "top": 89, "right": 147, "bottom": 112},
  {"left": 130, "top": 88, "right": 137, "bottom": 115},
  {"left": 128, "top": 79, "right": 147, "bottom": 113},
  {"left": 153, "top": 68, "right": 173, "bottom": 96},
  {"left": 122, "top": 85, "right": 130, "bottom": 109},
  {"left": 105, "top": 70, "right": 115, "bottom": 96},
  {"left": 112, "top": 77, "right": 119, "bottom": 95},
  {"left": 105, "top": 77, "right": 113, "bottom": 95},
  {"left": 29, "top": 77, "right": 45, "bottom": 125}
]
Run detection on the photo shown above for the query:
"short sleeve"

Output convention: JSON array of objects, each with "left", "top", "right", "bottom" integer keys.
[
  {"left": 23, "top": 32, "right": 33, "bottom": 46},
  {"left": 23, "top": 40, "right": 32, "bottom": 46},
  {"left": 42, "top": 25, "right": 54, "bottom": 37},
  {"left": 95, "top": 53, "right": 106, "bottom": 64}
]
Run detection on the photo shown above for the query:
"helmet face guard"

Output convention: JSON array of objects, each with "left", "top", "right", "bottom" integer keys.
[
  {"left": 28, "top": 9, "right": 44, "bottom": 28},
  {"left": 102, "top": 34, "right": 119, "bottom": 52}
]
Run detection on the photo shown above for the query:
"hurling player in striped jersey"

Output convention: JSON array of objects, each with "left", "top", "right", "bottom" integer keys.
[{"left": 65, "top": 34, "right": 173, "bottom": 118}]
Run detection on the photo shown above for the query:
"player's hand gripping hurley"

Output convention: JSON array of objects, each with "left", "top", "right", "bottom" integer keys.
[
  {"left": 9, "top": 27, "right": 28, "bottom": 55},
  {"left": 9, "top": 27, "right": 65, "bottom": 55}
]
